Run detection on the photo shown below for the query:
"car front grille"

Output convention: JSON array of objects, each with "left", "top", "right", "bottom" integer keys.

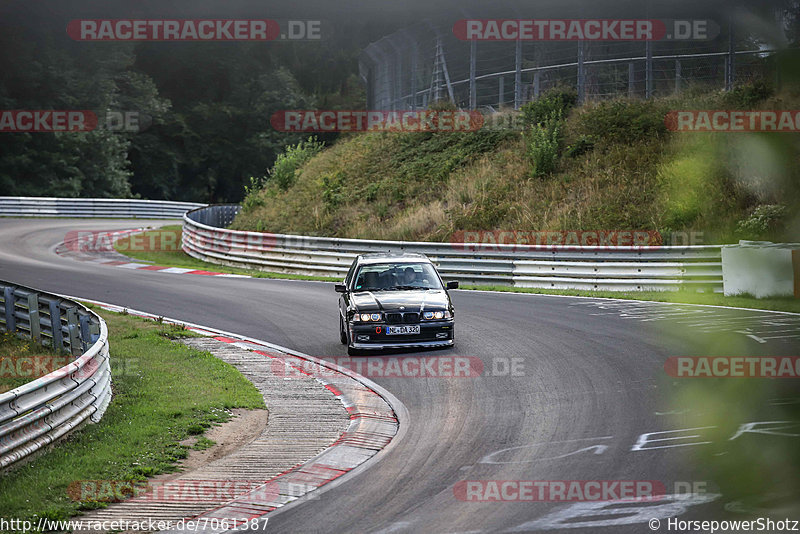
[
  {"left": 385, "top": 312, "right": 419, "bottom": 324},
  {"left": 403, "top": 312, "right": 419, "bottom": 323}
]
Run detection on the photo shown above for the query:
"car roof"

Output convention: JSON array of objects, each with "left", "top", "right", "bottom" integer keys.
[{"left": 357, "top": 252, "right": 430, "bottom": 265}]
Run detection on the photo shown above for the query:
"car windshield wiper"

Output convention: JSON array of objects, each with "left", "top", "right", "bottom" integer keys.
[{"left": 392, "top": 285, "right": 431, "bottom": 290}]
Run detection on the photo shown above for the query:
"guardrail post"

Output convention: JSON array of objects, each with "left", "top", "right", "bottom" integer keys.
[
  {"left": 3, "top": 287, "right": 14, "bottom": 332},
  {"left": 66, "top": 307, "right": 81, "bottom": 357},
  {"left": 27, "top": 293, "right": 41, "bottom": 343},
  {"left": 79, "top": 314, "right": 91, "bottom": 351},
  {"left": 49, "top": 299, "right": 64, "bottom": 351}
]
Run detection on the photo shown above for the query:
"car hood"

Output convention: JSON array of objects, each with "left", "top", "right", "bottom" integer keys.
[{"left": 350, "top": 290, "right": 450, "bottom": 312}]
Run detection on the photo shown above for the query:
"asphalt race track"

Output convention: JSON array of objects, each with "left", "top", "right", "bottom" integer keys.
[{"left": 1, "top": 218, "right": 798, "bottom": 533}]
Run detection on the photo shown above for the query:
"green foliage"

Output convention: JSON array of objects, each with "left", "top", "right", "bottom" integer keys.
[
  {"left": 268, "top": 136, "right": 325, "bottom": 191},
  {"left": 565, "top": 135, "right": 595, "bottom": 158},
  {"left": 519, "top": 88, "right": 578, "bottom": 128},
  {"left": 722, "top": 79, "right": 774, "bottom": 109},
  {"left": 735, "top": 204, "right": 788, "bottom": 240},
  {"left": 526, "top": 111, "right": 563, "bottom": 177},
  {"left": 321, "top": 171, "right": 346, "bottom": 207},
  {"left": 575, "top": 99, "right": 668, "bottom": 145}
]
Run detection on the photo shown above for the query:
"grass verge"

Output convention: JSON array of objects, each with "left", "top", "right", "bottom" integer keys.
[{"left": 0, "top": 309, "right": 265, "bottom": 527}]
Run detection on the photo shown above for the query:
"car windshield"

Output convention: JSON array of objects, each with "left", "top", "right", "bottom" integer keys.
[{"left": 353, "top": 262, "right": 442, "bottom": 291}]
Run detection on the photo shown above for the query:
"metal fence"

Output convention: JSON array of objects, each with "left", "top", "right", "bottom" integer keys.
[
  {"left": 183, "top": 205, "right": 723, "bottom": 291},
  {"left": 359, "top": 18, "right": 779, "bottom": 111},
  {"left": 0, "top": 197, "right": 205, "bottom": 219},
  {"left": 0, "top": 281, "right": 111, "bottom": 470}
]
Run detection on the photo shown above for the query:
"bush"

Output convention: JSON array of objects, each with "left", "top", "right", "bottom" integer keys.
[
  {"left": 268, "top": 136, "right": 325, "bottom": 190},
  {"left": 736, "top": 204, "right": 787, "bottom": 240},
  {"left": 520, "top": 88, "right": 578, "bottom": 128},
  {"left": 575, "top": 99, "right": 667, "bottom": 145},
  {"left": 526, "top": 110, "right": 562, "bottom": 177},
  {"left": 722, "top": 80, "right": 774, "bottom": 109}
]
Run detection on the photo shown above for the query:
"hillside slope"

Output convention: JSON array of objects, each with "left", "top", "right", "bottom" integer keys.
[{"left": 232, "top": 85, "right": 799, "bottom": 245}]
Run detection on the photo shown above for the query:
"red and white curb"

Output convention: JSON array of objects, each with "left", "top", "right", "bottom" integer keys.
[
  {"left": 72, "top": 297, "right": 407, "bottom": 533},
  {"left": 55, "top": 227, "right": 251, "bottom": 279}
]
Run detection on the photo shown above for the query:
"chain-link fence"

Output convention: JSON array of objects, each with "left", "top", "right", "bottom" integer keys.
[{"left": 359, "top": 20, "right": 779, "bottom": 111}]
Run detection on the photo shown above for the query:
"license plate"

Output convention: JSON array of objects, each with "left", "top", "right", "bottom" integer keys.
[{"left": 386, "top": 325, "right": 420, "bottom": 335}]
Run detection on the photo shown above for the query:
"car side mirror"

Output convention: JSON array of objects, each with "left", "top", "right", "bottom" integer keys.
[
  {"left": 446, "top": 281, "right": 459, "bottom": 289},
  {"left": 334, "top": 283, "right": 347, "bottom": 293}
]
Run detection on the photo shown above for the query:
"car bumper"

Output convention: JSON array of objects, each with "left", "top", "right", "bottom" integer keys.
[{"left": 349, "top": 320, "right": 454, "bottom": 350}]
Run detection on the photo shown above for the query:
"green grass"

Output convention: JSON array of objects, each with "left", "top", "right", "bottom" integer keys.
[
  {"left": 0, "top": 333, "right": 65, "bottom": 394},
  {"left": 115, "top": 226, "right": 337, "bottom": 282},
  {"left": 0, "top": 310, "right": 265, "bottom": 527}
]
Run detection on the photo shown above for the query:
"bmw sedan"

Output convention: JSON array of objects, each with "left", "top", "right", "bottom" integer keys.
[{"left": 335, "top": 253, "right": 458, "bottom": 356}]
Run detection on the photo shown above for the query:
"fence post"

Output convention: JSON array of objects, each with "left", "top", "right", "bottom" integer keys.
[
  {"left": 725, "top": 16, "right": 735, "bottom": 91},
  {"left": 410, "top": 38, "right": 418, "bottom": 110},
  {"left": 628, "top": 62, "right": 635, "bottom": 98},
  {"left": 394, "top": 46, "right": 403, "bottom": 109},
  {"left": 469, "top": 38, "right": 477, "bottom": 110},
  {"left": 533, "top": 70, "right": 540, "bottom": 100},
  {"left": 514, "top": 39, "right": 522, "bottom": 110},
  {"left": 578, "top": 47, "right": 585, "bottom": 100},
  {"left": 645, "top": 41, "right": 653, "bottom": 99},
  {"left": 675, "top": 59, "right": 682, "bottom": 94},
  {"left": 498, "top": 76, "right": 504, "bottom": 108}
]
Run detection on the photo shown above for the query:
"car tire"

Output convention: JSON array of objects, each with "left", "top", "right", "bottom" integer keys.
[
  {"left": 339, "top": 315, "right": 347, "bottom": 344},
  {"left": 347, "top": 345, "right": 360, "bottom": 356}
]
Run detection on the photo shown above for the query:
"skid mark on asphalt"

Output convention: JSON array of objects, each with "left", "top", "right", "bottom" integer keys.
[{"left": 574, "top": 300, "right": 800, "bottom": 344}]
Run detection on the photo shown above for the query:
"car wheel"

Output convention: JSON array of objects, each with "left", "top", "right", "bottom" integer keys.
[
  {"left": 339, "top": 315, "right": 347, "bottom": 345},
  {"left": 347, "top": 345, "right": 360, "bottom": 356}
]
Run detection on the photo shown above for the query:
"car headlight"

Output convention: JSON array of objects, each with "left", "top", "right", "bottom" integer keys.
[
  {"left": 423, "top": 310, "right": 451, "bottom": 320},
  {"left": 353, "top": 312, "right": 381, "bottom": 322}
]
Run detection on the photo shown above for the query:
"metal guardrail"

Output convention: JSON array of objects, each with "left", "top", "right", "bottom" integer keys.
[
  {"left": 0, "top": 197, "right": 205, "bottom": 219},
  {"left": 183, "top": 205, "right": 724, "bottom": 291},
  {"left": 0, "top": 281, "right": 111, "bottom": 470}
]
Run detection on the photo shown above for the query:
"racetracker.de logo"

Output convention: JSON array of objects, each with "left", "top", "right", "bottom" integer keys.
[
  {"left": 665, "top": 110, "right": 800, "bottom": 132},
  {"left": 453, "top": 480, "right": 666, "bottom": 502},
  {"left": 67, "top": 479, "right": 310, "bottom": 503},
  {"left": 450, "top": 230, "right": 663, "bottom": 252},
  {"left": 67, "top": 20, "right": 281, "bottom": 41},
  {"left": 453, "top": 19, "right": 716, "bottom": 41},
  {"left": 664, "top": 356, "right": 800, "bottom": 378},
  {"left": 270, "top": 110, "right": 484, "bottom": 133},
  {"left": 64, "top": 229, "right": 182, "bottom": 253},
  {"left": 267, "top": 355, "right": 510, "bottom": 379},
  {"left": 0, "top": 110, "right": 97, "bottom": 132}
]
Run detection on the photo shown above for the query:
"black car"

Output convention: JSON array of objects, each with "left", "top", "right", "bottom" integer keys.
[{"left": 335, "top": 253, "right": 458, "bottom": 356}]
